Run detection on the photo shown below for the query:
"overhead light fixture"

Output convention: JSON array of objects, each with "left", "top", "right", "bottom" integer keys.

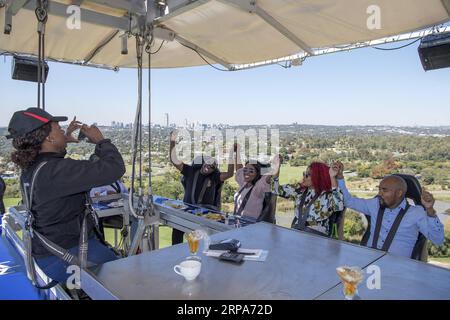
[
  {"left": 418, "top": 31, "right": 450, "bottom": 71},
  {"left": 121, "top": 34, "right": 128, "bottom": 55},
  {"left": 11, "top": 56, "right": 49, "bottom": 83}
]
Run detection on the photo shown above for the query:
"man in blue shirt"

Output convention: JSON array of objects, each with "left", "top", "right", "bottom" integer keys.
[{"left": 331, "top": 162, "right": 444, "bottom": 259}]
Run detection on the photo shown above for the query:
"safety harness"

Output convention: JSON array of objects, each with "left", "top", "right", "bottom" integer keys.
[
  {"left": 22, "top": 161, "right": 100, "bottom": 289},
  {"left": 371, "top": 203, "right": 411, "bottom": 252}
]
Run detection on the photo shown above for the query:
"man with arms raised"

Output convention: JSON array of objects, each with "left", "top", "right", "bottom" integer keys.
[{"left": 333, "top": 161, "right": 444, "bottom": 258}]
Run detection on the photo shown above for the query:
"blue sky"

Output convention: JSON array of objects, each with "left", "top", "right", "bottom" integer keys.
[{"left": 1, "top": 41, "right": 449, "bottom": 127}]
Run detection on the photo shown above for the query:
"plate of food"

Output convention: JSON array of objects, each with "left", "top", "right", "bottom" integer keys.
[
  {"left": 203, "top": 213, "right": 223, "bottom": 221},
  {"left": 164, "top": 200, "right": 189, "bottom": 210}
]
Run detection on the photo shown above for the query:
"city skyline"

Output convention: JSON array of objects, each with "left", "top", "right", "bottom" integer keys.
[{"left": 1, "top": 40, "right": 450, "bottom": 127}]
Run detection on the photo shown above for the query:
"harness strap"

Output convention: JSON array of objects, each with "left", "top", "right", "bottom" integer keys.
[
  {"left": 233, "top": 184, "right": 255, "bottom": 216},
  {"left": 197, "top": 176, "right": 211, "bottom": 205},
  {"left": 191, "top": 170, "right": 200, "bottom": 204},
  {"left": 372, "top": 202, "right": 411, "bottom": 252},
  {"left": 191, "top": 169, "right": 216, "bottom": 205},
  {"left": 294, "top": 191, "right": 320, "bottom": 230},
  {"left": 23, "top": 160, "right": 95, "bottom": 288}
]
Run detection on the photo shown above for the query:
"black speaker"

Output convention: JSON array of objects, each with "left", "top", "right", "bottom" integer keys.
[
  {"left": 11, "top": 56, "right": 49, "bottom": 83},
  {"left": 418, "top": 32, "right": 450, "bottom": 71}
]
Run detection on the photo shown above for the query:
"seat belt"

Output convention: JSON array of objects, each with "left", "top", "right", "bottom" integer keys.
[
  {"left": 292, "top": 191, "right": 320, "bottom": 231},
  {"left": 190, "top": 170, "right": 200, "bottom": 204},
  {"left": 191, "top": 169, "right": 214, "bottom": 205},
  {"left": 233, "top": 184, "right": 255, "bottom": 216},
  {"left": 110, "top": 181, "right": 121, "bottom": 193},
  {"left": 372, "top": 202, "right": 411, "bottom": 252}
]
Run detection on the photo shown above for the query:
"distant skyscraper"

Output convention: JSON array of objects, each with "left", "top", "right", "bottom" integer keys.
[{"left": 165, "top": 113, "right": 169, "bottom": 127}]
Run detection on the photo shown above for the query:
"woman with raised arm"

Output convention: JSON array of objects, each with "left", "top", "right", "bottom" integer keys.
[
  {"left": 274, "top": 161, "right": 344, "bottom": 237},
  {"left": 233, "top": 152, "right": 280, "bottom": 220}
]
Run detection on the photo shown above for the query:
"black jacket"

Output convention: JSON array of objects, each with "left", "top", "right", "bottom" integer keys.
[
  {"left": 20, "top": 139, "right": 125, "bottom": 258},
  {"left": 0, "top": 176, "right": 5, "bottom": 214}
]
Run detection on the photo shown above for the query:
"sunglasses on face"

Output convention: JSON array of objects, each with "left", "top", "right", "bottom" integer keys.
[{"left": 204, "top": 164, "right": 216, "bottom": 170}]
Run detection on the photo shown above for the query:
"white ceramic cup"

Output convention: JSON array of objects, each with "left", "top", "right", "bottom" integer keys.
[{"left": 174, "top": 259, "right": 202, "bottom": 281}]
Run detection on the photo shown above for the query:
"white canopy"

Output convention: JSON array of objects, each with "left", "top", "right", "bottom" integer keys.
[{"left": 1, "top": 0, "right": 449, "bottom": 69}]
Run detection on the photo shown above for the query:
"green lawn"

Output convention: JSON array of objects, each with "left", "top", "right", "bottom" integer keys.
[
  {"left": 429, "top": 257, "right": 450, "bottom": 264},
  {"left": 278, "top": 165, "right": 307, "bottom": 184},
  {"left": 4, "top": 198, "right": 21, "bottom": 209},
  {"left": 104, "top": 224, "right": 173, "bottom": 249}
]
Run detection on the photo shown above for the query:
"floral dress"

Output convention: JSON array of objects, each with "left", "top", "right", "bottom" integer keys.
[{"left": 275, "top": 182, "right": 344, "bottom": 235}]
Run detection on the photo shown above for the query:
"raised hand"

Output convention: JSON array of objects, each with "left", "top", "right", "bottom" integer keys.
[
  {"left": 329, "top": 165, "right": 339, "bottom": 178},
  {"left": 170, "top": 130, "right": 178, "bottom": 143},
  {"left": 65, "top": 116, "right": 82, "bottom": 143},
  {"left": 332, "top": 161, "right": 344, "bottom": 179},
  {"left": 271, "top": 154, "right": 282, "bottom": 176},
  {"left": 421, "top": 189, "right": 436, "bottom": 216},
  {"left": 80, "top": 124, "right": 104, "bottom": 144}
]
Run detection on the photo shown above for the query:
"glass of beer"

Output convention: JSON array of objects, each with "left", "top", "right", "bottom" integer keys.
[
  {"left": 336, "top": 266, "right": 363, "bottom": 300},
  {"left": 186, "top": 230, "right": 202, "bottom": 256}
]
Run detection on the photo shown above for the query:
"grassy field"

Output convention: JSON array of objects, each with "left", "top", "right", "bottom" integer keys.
[
  {"left": 429, "top": 257, "right": 450, "bottom": 264},
  {"left": 104, "top": 225, "right": 173, "bottom": 249},
  {"left": 4, "top": 198, "right": 21, "bottom": 208}
]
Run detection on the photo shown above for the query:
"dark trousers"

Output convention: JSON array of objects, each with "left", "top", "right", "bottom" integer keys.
[
  {"left": 35, "top": 237, "right": 117, "bottom": 283},
  {"left": 0, "top": 194, "right": 5, "bottom": 215},
  {"left": 172, "top": 228, "right": 185, "bottom": 245}
]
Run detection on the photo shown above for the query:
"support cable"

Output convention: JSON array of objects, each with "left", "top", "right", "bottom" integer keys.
[{"left": 35, "top": 0, "right": 48, "bottom": 109}]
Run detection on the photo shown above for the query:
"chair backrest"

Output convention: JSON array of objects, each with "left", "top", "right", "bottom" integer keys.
[
  {"left": 392, "top": 174, "right": 422, "bottom": 206},
  {"left": 328, "top": 208, "right": 346, "bottom": 240},
  {"left": 360, "top": 215, "right": 371, "bottom": 246},
  {"left": 360, "top": 174, "right": 427, "bottom": 261},
  {"left": 257, "top": 192, "right": 277, "bottom": 224}
]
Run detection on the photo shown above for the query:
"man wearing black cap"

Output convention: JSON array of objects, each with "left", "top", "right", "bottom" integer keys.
[
  {"left": 169, "top": 131, "right": 236, "bottom": 245},
  {"left": 7, "top": 107, "right": 125, "bottom": 285}
]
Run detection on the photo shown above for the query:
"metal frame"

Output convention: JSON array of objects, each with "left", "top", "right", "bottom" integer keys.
[
  {"left": 217, "top": 0, "right": 313, "bottom": 56},
  {"left": 175, "top": 34, "right": 232, "bottom": 69},
  {"left": 155, "top": 203, "right": 234, "bottom": 234},
  {"left": 233, "top": 25, "right": 450, "bottom": 71},
  {"left": 442, "top": 0, "right": 450, "bottom": 16},
  {"left": 3, "top": 0, "right": 29, "bottom": 34},
  {"left": 2, "top": 208, "right": 71, "bottom": 300},
  {"left": 154, "top": 0, "right": 211, "bottom": 24},
  {"left": 151, "top": 0, "right": 233, "bottom": 69},
  {"left": 4, "top": 0, "right": 449, "bottom": 70},
  {"left": 7, "top": 0, "right": 29, "bottom": 15},
  {"left": 23, "top": 0, "right": 131, "bottom": 30},
  {"left": 80, "top": 268, "right": 120, "bottom": 300},
  {"left": 83, "top": 30, "right": 120, "bottom": 64},
  {"left": 87, "top": 0, "right": 146, "bottom": 14}
]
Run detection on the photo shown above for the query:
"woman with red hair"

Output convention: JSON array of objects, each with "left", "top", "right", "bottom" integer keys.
[{"left": 274, "top": 161, "right": 344, "bottom": 236}]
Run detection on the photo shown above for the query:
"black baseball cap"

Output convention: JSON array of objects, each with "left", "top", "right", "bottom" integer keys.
[{"left": 6, "top": 107, "right": 68, "bottom": 139}]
